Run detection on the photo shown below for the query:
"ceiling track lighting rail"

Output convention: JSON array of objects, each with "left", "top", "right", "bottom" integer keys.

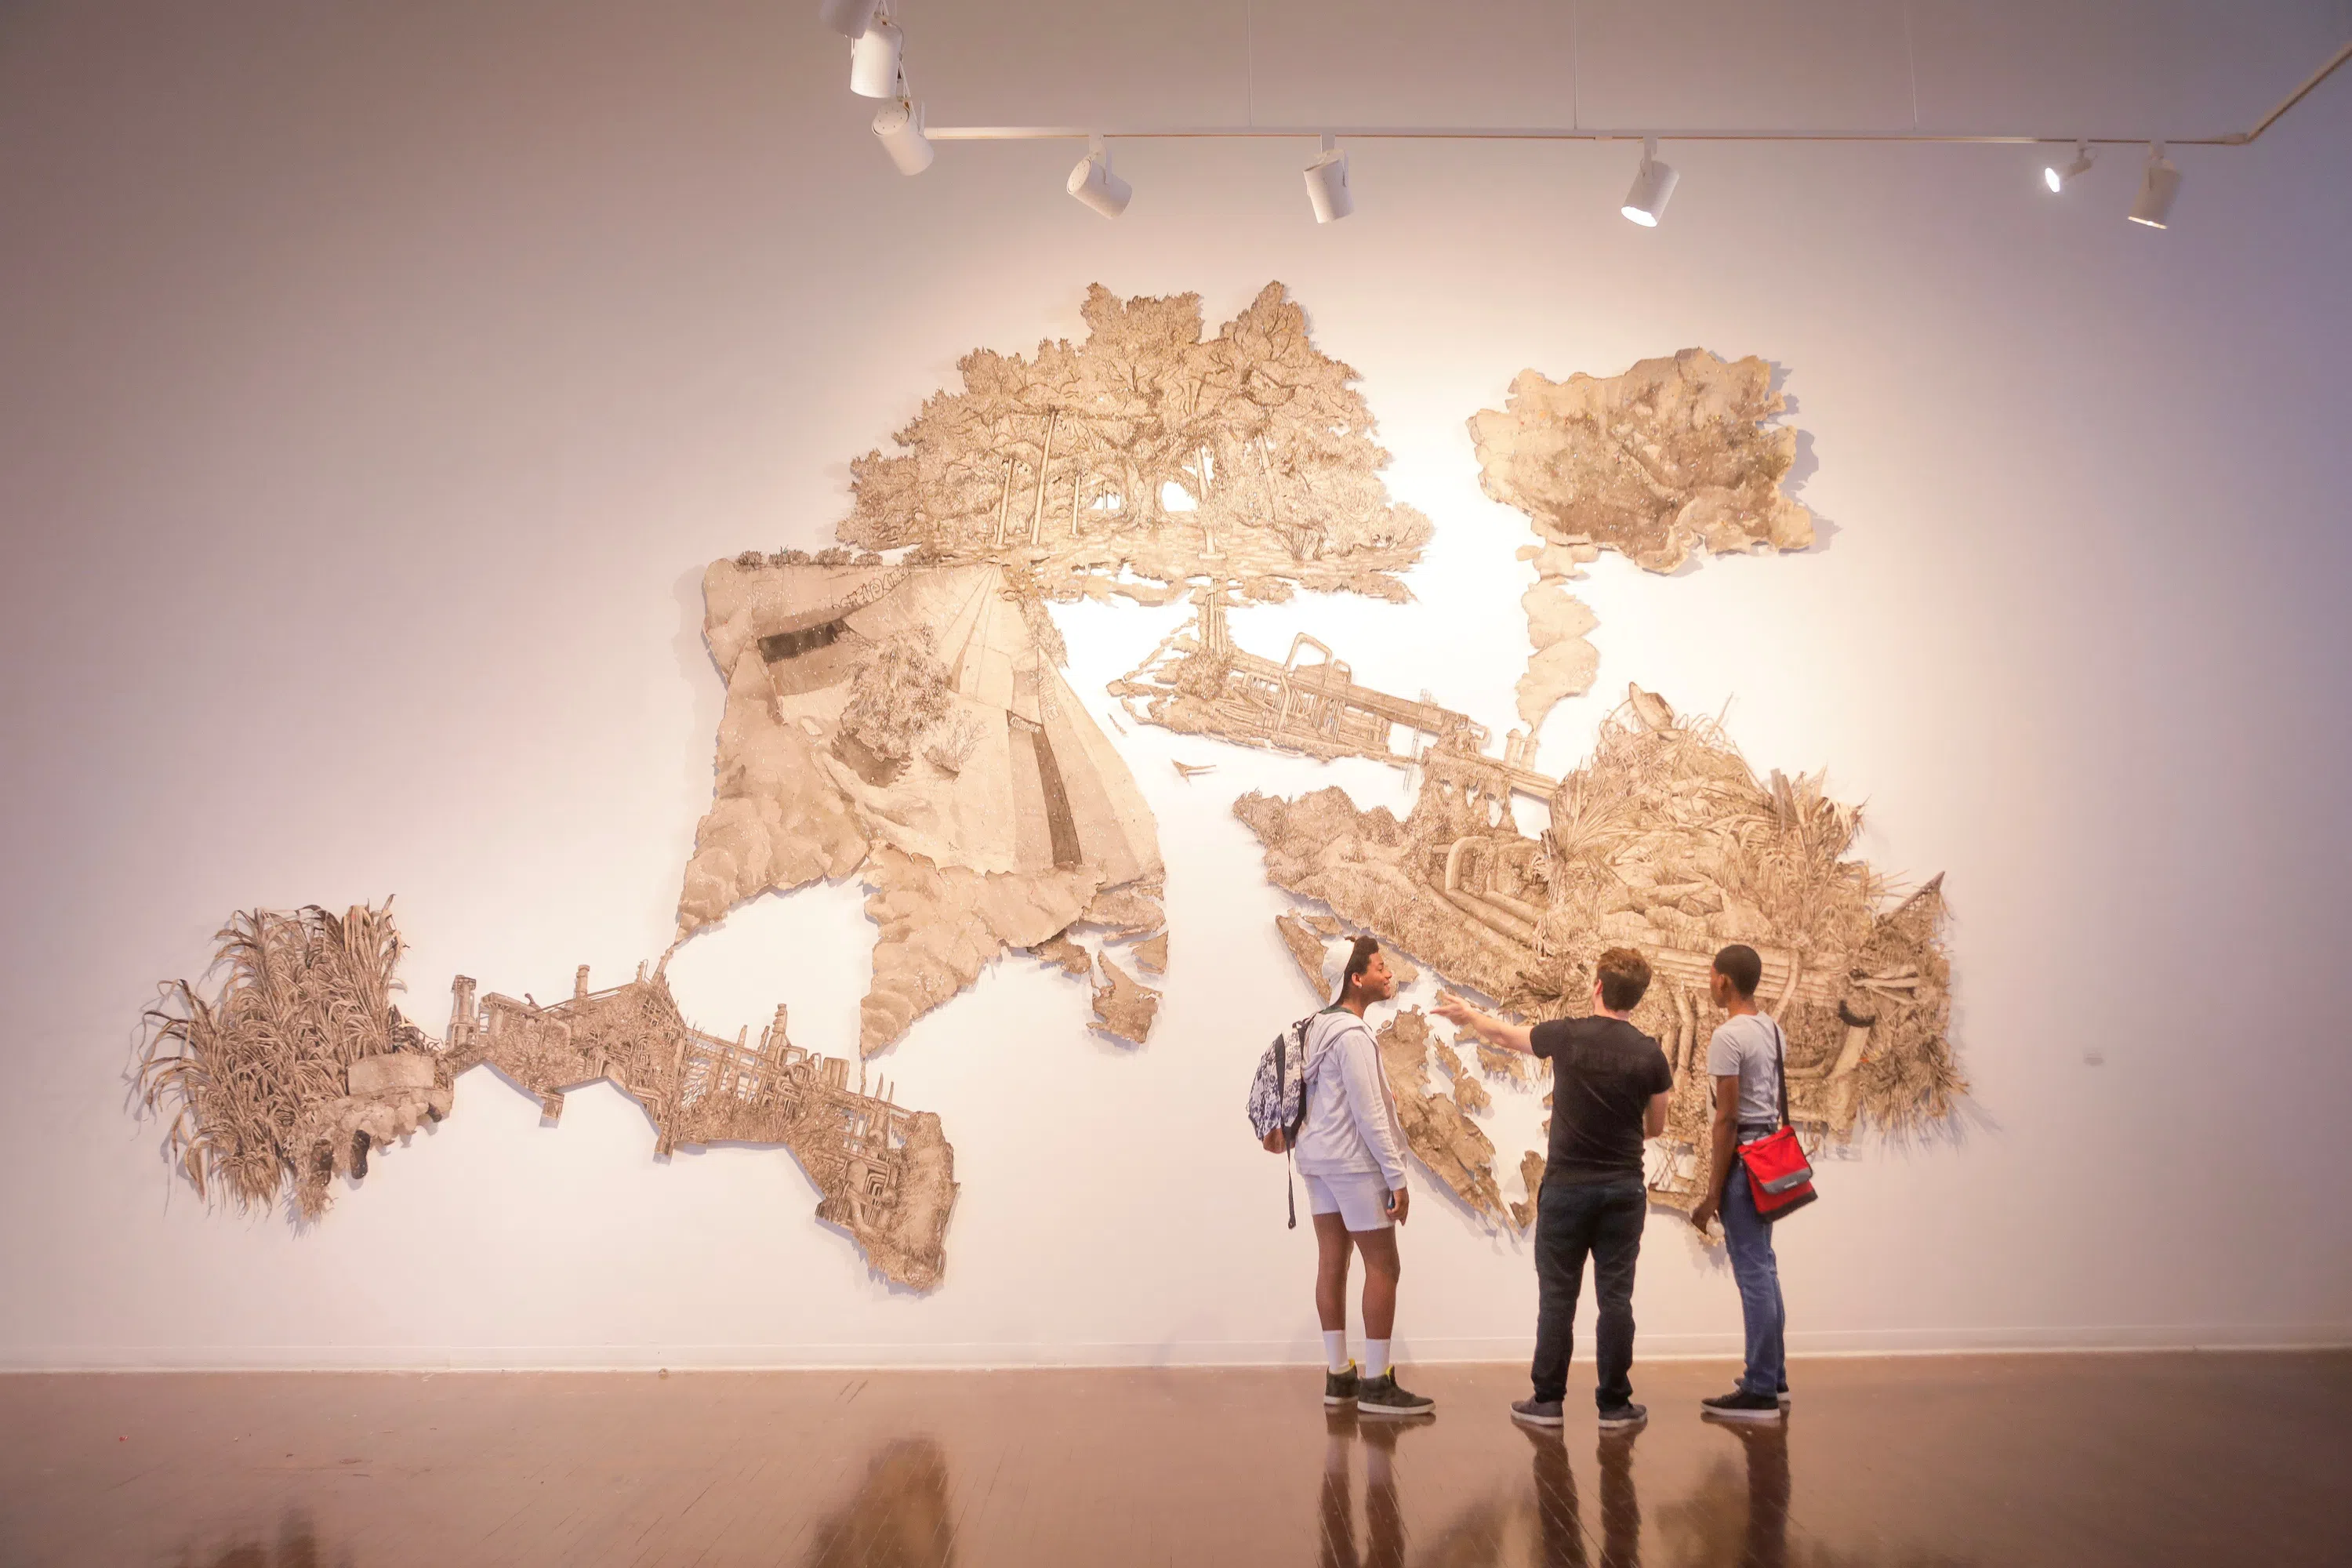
[
  {"left": 915, "top": 120, "right": 2308, "bottom": 146},
  {"left": 826, "top": 12, "right": 2349, "bottom": 229}
]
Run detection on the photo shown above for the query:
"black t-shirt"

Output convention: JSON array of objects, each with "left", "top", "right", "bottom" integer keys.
[{"left": 1530, "top": 1016, "right": 1674, "bottom": 1185}]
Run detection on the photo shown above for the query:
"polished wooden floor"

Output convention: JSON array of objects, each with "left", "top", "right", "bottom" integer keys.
[{"left": 2, "top": 1353, "right": 2344, "bottom": 1566}]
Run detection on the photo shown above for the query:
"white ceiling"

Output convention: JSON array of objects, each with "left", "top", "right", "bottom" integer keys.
[{"left": 895, "top": 0, "right": 2347, "bottom": 138}]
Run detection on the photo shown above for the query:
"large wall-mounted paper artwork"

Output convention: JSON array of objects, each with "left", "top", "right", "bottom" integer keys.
[
  {"left": 140, "top": 904, "right": 957, "bottom": 1290},
  {"left": 1467, "top": 350, "right": 1817, "bottom": 740},
  {"left": 127, "top": 279, "right": 1965, "bottom": 1279},
  {"left": 1237, "top": 686, "right": 1956, "bottom": 1216}
]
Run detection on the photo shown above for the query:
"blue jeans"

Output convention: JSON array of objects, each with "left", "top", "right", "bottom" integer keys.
[
  {"left": 1530, "top": 1176, "right": 1647, "bottom": 1410},
  {"left": 1721, "top": 1166, "right": 1787, "bottom": 1397}
]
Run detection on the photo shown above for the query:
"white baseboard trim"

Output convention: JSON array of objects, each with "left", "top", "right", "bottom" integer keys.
[{"left": 2, "top": 1324, "right": 2345, "bottom": 1374}]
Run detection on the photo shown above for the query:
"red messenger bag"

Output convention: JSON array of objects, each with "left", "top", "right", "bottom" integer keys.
[{"left": 1737, "top": 1018, "right": 1817, "bottom": 1221}]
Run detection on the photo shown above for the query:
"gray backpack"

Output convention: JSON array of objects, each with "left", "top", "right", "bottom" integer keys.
[{"left": 1247, "top": 1012, "right": 1322, "bottom": 1228}]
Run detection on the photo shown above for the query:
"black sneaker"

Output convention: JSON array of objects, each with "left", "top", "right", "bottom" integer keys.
[
  {"left": 1700, "top": 1388, "right": 1784, "bottom": 1422},
  {"left": 1597, "top": 1403, "right": 1647, "bottom": 1430},
  {"left": 1358, "top": 1371, "right": 1436, "bottom": 1417},
  {"left": 1511, "top": 1397, "right": 1564, "bottom": 1427},
  {"left": 1777, "top": 1386, "right": 1791, "bottom": 1409},
  {"left": 1324, "top": 1360, "right": 1361, "bottom": 1407}
]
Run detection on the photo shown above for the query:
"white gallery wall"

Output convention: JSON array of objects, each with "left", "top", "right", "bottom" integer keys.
[{"left": 2, "top": 0, "right": 2347, "bottom": 1369}]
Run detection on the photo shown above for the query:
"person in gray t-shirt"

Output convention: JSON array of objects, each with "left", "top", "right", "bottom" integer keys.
[
  {"left": 1690, "top": 943, "right": 1791, "bottom": 1422},
  {"left": 1707, "top": 1011, "right": 1784, "bottom": 1129}
]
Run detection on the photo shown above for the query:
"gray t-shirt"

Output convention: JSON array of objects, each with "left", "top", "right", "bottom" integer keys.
[{"left": 1706, "top": 1013, "right": 1784, "bottom": 1128}]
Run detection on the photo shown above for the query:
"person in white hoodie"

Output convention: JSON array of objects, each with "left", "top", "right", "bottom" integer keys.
[{"left": 1291, "top": 937, "right": 1433, "bottom": 1417}]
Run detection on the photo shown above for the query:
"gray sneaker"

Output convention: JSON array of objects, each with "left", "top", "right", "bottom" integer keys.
[
  {"left": 1511, "top": 1397, "right": 1564, "bottom": 1426},
  {"left": 1597, "top": 1403, "right": 1648, "bottom": 1430},
  {"left": 1358, "top": 1371, "right": 1436, "bottom": 1417},
  {"left": 1324, "top": 1360, "right": 1361, "bottom": 1407}
]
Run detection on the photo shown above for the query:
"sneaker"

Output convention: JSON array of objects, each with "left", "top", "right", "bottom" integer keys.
[
  {"left": 1511, "top": 1397, "right": 1564, "bottom": 1427},
  {"left": 1597, "top": 1403, "right": 1648, "bottom": 1430},
  {"left": 1777, "top": 1387, "right": 1791, "bottom": 1409},
  {"left": 1700, "top": 1388, "right": 1785, "bottom": 1422},
  {"left": 1324, "top": 1360, "right": 1362, "bottom": 1407},
  {"left": 1357, "top": 1371, "right": 1436, "bottom": 1417}
]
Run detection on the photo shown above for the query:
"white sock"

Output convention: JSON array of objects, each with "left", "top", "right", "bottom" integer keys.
[
  {"left": 1364, "top": 1339, "right": 1391, "bottom": 1381},
  {"left": 1323, "top": 1330, "right": 1349, "bottom": 1374}
]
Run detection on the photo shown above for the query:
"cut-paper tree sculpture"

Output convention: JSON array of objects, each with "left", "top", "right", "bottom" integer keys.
[
  {"left": 1468, "top": 350, "right": 1816, "bottom": 741},
  {"left": 139, "top": 903, "right": 957, "bottom": 1290},
  {"left": 836, "top": 282, "right": 1432, "bottom": 605}
]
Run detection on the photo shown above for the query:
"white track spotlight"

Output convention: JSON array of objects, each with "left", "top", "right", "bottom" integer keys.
[
  {"left": 1304, "top": 133, "right": 1353, "bottom": 223},
  {"left": 849, "top": 18, "right": 902, "bottom": 98},
  {"left": 2043, "top": 140, "right": 2095, "bottom": 193},
  {"left": 1067, "top": 135, "right": 1132, "bottom": 218},
  {"left": 1621, "top": 136, "right": 1678, "bottom": 227},
  {"left": 2128, "top": 143, "right": 2181, "bottom": 228},
  {"left": 820, "top": 0, "right": 881, "bottom": 39},
  {"left": 872, "top": 96, "right": 933, "bottom": 176}
]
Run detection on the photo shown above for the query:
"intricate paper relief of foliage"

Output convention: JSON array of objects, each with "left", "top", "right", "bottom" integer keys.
[
  {"left": 1468, "top": 350, "right": 1814, "bottom": 572},
  {"left": 1466, "top": 349, "right": 1817, "bottom": 739},
  {"left": 139, "top": 909, "right": 960, "bottom": 1290},
  {"left": 136, "top": 902, "right": 442, "bottom": 1221},
  {"left": 840, "top": 283, "right": 1431, "bottom": 604},
  {"left": 1237, "top": 686, "right": 1958, "bottom": 1214},
  {"left": 677, "top": 558, "right": 1163, "bottom": 1055}
]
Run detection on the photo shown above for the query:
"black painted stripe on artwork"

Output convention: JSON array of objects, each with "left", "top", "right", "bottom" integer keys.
[
  {"left": 760, "top": 619, "right": 845, "bottom": 662},
  {"left": 1028, "top": 724, "right": 1083, "bottom": 869}
]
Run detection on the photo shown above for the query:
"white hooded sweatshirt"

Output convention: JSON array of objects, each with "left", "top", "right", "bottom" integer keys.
[{"left": 1290, "top": 1005, "right": 1409, "bottom": 1192}]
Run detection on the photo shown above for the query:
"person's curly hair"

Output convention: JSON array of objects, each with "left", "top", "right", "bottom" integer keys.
[{"left": 1595, "top": 946, "right": 1653, "bottom": 1011}]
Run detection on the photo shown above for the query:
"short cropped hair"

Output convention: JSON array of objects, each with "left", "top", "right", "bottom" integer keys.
[
  {"left": 1336, "top": 935, "right": 1381, "bottom": 1004},
  {"left": 1713, "top": 943, "right": 1763, "bottom": 999},
  {"left": 1595, "top": 946, "right": 1652, "bottom": 1011}
]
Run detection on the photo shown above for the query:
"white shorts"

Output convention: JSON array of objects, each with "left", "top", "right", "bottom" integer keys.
[{"left": 1303, "top": 1171, "right": 1395, "bottom": 1232}]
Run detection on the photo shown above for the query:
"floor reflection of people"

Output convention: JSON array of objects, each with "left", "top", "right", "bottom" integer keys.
[
  {"left": 804, "top": 1436, "right": 956, "bottom": 1568},
  {"left": 1312, "top": 1406, "right": 1801, "bottom": 1568},
  {"left": 1722, "top": 1418, "right": 1790, "bottom": 1568},
  {"left": 1662, "top": 1417, "right": 1791, "bottom": 1568},
  {"left": 1319, "top": 1406, "right": 1421, "bottom": 1568},
  {"left": 177, "top": 1509, "right": 338, "bottom": 1568},
  {"left": 1525, "top": 1421, "right": 1646, "bottom": 1568}
]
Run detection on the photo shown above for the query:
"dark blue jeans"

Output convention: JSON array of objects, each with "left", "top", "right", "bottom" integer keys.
[
  {"left": 1722, "top": 1164, "right": 1788, "bottom": 1397},
  {"left": 1530, "top": 1175, "right": 1647, "bottom": 1410}
]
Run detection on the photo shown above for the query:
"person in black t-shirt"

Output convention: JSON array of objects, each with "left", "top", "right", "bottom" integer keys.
[{"left": 1437, "top": 946, "right": 1672, "bottom": 1429}]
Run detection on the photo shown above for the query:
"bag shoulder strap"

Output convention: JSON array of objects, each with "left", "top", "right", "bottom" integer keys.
[{"left": 1768, "top": 1015, "right": 1790, "bottom": 1130}]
